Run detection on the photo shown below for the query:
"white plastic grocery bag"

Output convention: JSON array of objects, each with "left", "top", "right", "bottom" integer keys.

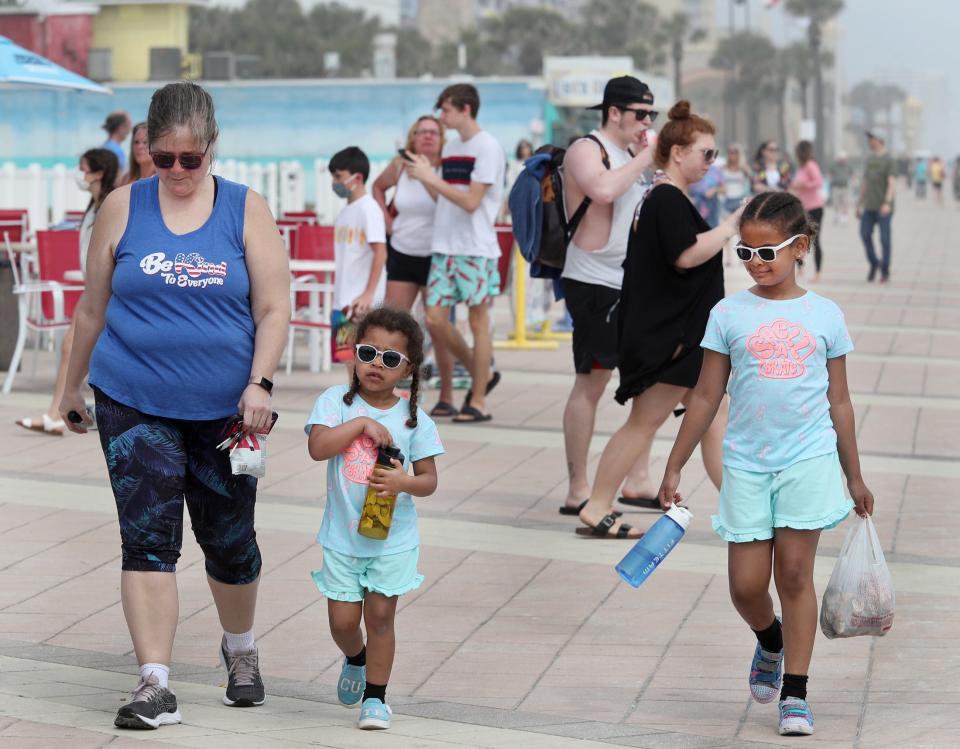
[{"left": 820, "top": 516, "right": 895, "bottom": 639}]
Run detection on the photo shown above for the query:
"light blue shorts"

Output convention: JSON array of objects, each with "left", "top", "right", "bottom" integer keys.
[
  {"left": 311, "top": 546, "right": 424, "bottom": 602},
  {"left": 712, "top": 452, "right": 853, "bottom": 543}
]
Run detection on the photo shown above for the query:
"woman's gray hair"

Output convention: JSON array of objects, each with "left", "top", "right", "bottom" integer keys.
[{"left": 147, "top": 82, "right": 219, "bottom": 149}]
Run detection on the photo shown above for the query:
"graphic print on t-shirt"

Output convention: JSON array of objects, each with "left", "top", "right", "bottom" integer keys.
[
  {"left": 746, "top": 318, "right": 816, "bottom": 379},
  {"left": 442, "top": 156, "right": 476, "bottom": 185},
  {"left": 139, "top": 251, "right": 228, "bottom": 289},
  {"left": 341, "top": 434, "right": 377, "bottom": 483}
]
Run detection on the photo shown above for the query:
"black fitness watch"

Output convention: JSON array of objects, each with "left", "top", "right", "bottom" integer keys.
[{"left": 249, "top": 376, "right": 273, "bottom": 395}]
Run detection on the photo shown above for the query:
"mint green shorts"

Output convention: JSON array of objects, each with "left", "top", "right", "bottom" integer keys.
[
  {"left": 425, "top": 254, "right": 501, "bottom": 307},
  {"left": 712, "top": 452, "right": 853, "bottom": 543},
  {"left": 311, "top": 546, "right": 424, "bottom": 602}
]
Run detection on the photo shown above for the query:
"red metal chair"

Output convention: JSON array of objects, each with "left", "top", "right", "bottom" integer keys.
[
  {"left": 0, "top": 208, "right": 29, "bottom": 244},
  {"left": 2, "top": 235, "right": 83, "bottom": 394},
  {"left": 294, "top": 224, "right": 334, "bottom": 261},
  {"left": 286, "top": 224, "right": 336, "bottom": 373},
  {"left": 63, "top": 210, "right": 86, "bottom": 224},
  {"left": 36, "top": 230, "right": 83, "bottom": 321}
]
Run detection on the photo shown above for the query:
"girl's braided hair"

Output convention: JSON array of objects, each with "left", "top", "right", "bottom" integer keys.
[
  {"left": 342, "top": 306, "right": 425, "bottom": 428},
  {"left": 740, "top": 191, "right": 819, "bottom": 248}
]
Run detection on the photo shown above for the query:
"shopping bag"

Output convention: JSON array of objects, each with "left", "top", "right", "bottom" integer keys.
[
  {"left": 331, "top": 308, "right": 356, "bottom": 363},
  {"left": 820, "top": 516, "right": 895, "bottom": 639}
]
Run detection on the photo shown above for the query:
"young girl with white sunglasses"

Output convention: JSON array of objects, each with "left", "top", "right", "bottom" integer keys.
[
  {"left": 306, "top": 307, "right": 443, "bottom": 731},
  {"left": 657, "top": 191, "right": 875, "bottom": 737}
]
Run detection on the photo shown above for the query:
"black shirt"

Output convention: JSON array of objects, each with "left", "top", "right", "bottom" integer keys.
[{"left": 615, "top": 183, "right": 724, "bottom": 404}]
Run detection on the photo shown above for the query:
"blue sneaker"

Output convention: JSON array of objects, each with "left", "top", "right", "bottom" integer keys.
[
  {"left": 337, "top": 659, "right": 365, "bottom": 708},
  {"left": 779, "top": 697, "right": 814, "bottom": 735},
  {"left": 749, "top": 641, "right": 783, "bottom": 704},
  {"left": 357, "top": 697, "right": 391, "bottom": 730}
]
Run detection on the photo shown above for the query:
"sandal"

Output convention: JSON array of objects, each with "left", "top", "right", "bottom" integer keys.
[
  {"left": 575, "top": 514, "right": 643, "bottom": 539},
  {"left": 15, "top": 414, "right": 65, "bottom": 436},
  {"left": 559, "top": 500, "right": 621, "bottom": 518},
  {"left": 430, "top": 401, "right": 459, "bottom": 417},
  {"left": 617, "top": 495, "right": 662, "bottom": 510},
  {"left": 453, "top": 405, "right": 492, "bottom": 424},
  {"left": 463, "top": 370, "right": 501, "bottom": 410}
]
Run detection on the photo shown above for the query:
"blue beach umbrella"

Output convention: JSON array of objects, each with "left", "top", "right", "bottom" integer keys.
[{"left": 0, "top": 35, "right": 110, "bottom": 94}]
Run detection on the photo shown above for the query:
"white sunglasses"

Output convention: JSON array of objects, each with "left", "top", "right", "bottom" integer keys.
[{"left": 735, "top": 234, "right": 806, "bottom": 263}]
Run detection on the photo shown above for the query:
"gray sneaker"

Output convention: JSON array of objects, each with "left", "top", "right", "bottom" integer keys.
[
  {"left": 114, "top": 675, "right": 181, "bottom": 729},
  {"left": 219, "top": 638, "right": 265, "bottom": 707}
]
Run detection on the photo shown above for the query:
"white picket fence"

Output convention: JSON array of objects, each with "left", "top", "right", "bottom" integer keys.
[{"left": 1, "top": 157, "right": 525, "bottom": 231}]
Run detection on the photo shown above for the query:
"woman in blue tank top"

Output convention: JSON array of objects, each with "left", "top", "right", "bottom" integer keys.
[{"left": 59, "top": 82, "right": 291, "bottom": 730}]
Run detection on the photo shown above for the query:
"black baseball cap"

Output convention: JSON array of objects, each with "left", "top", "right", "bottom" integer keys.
[{"left": 587, "top": 76, "right": 654, "bottom": 110}]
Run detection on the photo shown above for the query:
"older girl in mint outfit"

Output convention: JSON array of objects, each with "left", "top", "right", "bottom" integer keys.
[
  {"left": 306, "top": 308, "right": 443, "bottom": 731},
  {"left": 658, "top": 191, "right": 875, "bottom": 738}
]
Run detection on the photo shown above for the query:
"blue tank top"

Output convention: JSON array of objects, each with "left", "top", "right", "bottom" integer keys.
[{"left": 90, "top": 175, "right": 255, "bottom": 420}]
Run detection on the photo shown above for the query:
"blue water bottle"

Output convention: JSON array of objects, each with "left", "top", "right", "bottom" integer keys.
[{"left": 616, "top": 505, "right": 693, "bottom": 587}]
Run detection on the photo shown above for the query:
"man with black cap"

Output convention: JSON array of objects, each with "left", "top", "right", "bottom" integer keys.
[
  {"left": 857, "top": 130, "right": 896, "bottom": 282},
  {"left": 558, "top": 75, "right": 658, "bottom": 516}
]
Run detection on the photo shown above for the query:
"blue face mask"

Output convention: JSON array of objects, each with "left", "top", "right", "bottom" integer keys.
[{"left": 332, "top": 175, "right": 355, "bottom": 199}]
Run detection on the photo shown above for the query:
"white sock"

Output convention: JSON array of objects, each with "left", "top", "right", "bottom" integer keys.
[
  {"left": 140, "top": 663, "right": 169, "bottom": 689},
  {"left": 223, "top": 629, "right": 255, "bottom": 653}
]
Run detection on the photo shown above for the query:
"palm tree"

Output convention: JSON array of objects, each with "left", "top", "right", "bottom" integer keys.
[
  {"left": 656, "top": 12, "right": 707, "bottom": 99},
  {"left": 785, "top": 0, "right": 844, "bottom": 158},
  {"left": 711, "top": 31, "right": 779, "bottom": 151}
]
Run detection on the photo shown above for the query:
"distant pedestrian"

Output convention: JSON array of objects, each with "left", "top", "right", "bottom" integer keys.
[
  {"left": 690, "top": 162, "right": 723, "bottom": 227},
  {"left": 790, "top": 140, "right": 825, "bottom": 280},
  {"left": 306, "top": 307, "right": 443, "bottom": 732},
  {"left": 577, "top": 100, "right": 739, "bottom": 538},
  {"left": 515, "top": 138, "right": 534, "bottom": 160},
  {"left": 929, "top": 156, "right": 945, "bottom": 205},
  {"left": 751, "top": 140, "right": 792, "bottom": 193},
  {"left": 914, "top": 158, "right": 927, "bottom": 198},
  {"left": 857, "top": 131, "right": 896, "bottom": 283},
  {"left": 829, "top": 152, "right": 852, "bottom": 224},
  {"left": 101, "top": 111, "right": 131, "bottom": 175},
  {"left": 658, "top": 190, "right": 874, "bottom": 738},
  {"left": 124, "top": 121, "right": 156, "bottom": 184},
  {"left": 406, "top": 83, "right": 505, "bottom": 423}
]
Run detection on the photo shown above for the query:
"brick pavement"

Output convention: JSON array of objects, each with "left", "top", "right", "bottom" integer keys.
[{"left": 0, "top": 190, "right": 957, "bottom": 747}]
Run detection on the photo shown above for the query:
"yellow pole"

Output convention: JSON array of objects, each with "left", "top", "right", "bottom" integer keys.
[{"left": 495, "top": 247, "right": 557, "bottom": 351}]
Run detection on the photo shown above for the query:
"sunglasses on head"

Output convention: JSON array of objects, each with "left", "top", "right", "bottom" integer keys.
[
  {"left": 150, "top": 142, "right": 211, "bottom": 170},
  {"left": 355, "top": 344, "right": 410, "bottom": 369},
  {"left": 619, "top": 106, "right": 659, "bottom": 122},
  {"left": 735, "top": 234, "right": 805, "bottom": 262}
]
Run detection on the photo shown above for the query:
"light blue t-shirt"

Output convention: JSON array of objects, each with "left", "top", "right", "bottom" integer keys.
[
  {"left": 305, "top": 384, "right": 444, "bottom": 557},
  {"left": 701, "top": 289, "right": 854, "bottom": 472}
]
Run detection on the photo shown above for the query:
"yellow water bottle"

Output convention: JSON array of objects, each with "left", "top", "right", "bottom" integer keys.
[{"left": 358, "top": 446, "right": 404, "bottom": 540}]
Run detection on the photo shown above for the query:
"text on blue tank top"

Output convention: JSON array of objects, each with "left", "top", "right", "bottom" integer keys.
[{"left": 89, "top": 175, "right": 255, "bottom": 420}]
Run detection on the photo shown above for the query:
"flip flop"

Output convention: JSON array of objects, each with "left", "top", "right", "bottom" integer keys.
[
  {"left": 575, "top": 514, "right": 643, "bottom": 539},
  {"left": 15, "top": 415, "right": 64, "bottom": 436},
  {"left": 463, "top": 370, "right": 501, "bottom": 410},
  {"left": 453, "top": 405, "right": 492, "bottom": 424},
  {"left": 559, "top": 500, "right": 621, "bottom": 518},
  {"left": 617, "top": 495, "right": 662, "bottom": 510},
  {"left": 430, "top": 401, "right": 459, "bottom": 417}
]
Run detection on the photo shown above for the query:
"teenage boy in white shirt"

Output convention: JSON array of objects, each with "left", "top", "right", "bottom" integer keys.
[{"left": 407, "top": 84, "right": 504, "bottom": 423}]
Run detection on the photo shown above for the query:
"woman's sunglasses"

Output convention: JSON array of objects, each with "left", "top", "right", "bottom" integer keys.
[
  {"left": 699, "top": 148, "right": 719, "bottom": 163},
  {"left": 150, "top": 142, "right": 211, "bottom": 170},
  {"left": 735, "top": 234, "right": 805, "bottom": 263},
  {"left": 355, "top": 344, "right": 410, "bottom": 369}
]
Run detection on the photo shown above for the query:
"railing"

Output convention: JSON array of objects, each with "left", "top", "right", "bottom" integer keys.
[{"left": 1, "top": 157, "right": 524, "bottom": 230}]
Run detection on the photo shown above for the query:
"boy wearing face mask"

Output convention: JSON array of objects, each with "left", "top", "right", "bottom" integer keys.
[{"left": 330, "top": 147, "right": 388, "bottom": 320}]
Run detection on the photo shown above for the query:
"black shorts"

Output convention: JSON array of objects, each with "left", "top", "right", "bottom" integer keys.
[
  {"left": 386, "top": 238, "right": 432, "bottom": 286},
  {"left": 563, "top": 278, "right": 620, "bottom": 374}
]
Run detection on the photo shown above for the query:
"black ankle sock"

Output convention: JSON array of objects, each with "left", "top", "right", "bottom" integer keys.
[
  {"left": 363, "top": 682, "right": 387, "bottom": 703},
  {"left": 753, "top": 617, "right": 783, "bottom": 653},
  {"left": 781, "top": 673, "right": 808, "bottom": 701},
  {"left": 346, "top": 646, "right": 366, "bottom": 667}
]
